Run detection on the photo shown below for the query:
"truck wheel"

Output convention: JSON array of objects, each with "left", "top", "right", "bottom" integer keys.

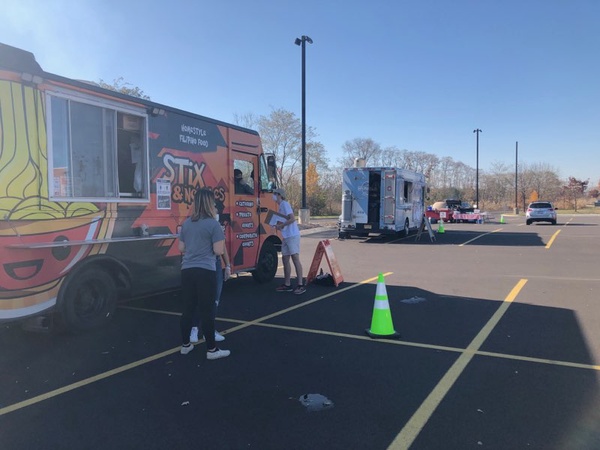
[
  {"left": 58, "top": 268, "right": 117, "bottom": 333},
  {"left": 252, "top": 241, "right": 278, "bottom": 283}
]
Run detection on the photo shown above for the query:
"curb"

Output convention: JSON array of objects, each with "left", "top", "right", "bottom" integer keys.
[{"left": 300, "top": 225, "right": 337, "bottom": 236}]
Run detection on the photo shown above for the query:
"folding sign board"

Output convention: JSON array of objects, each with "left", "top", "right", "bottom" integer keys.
[{"left": 306, "top": 239, "right": 344, "bottom": 287}]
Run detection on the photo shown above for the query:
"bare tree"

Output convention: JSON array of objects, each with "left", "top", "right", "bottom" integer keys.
[
  {"left": 236, "top": 107, "right": 328, "bottom": 210},
  {"left": 339, "top": 138, "right": 382, "bottom": 167},
  {"left": 529, "top": 163, "right": 563, "bottom": 203},
  {"left": 257, "top": 108, "right": 301, "bottom": 187},
  {"left": 232, "top": 112, "right": 259, "bottom": 130},
  {"left": 484, "top": 161, "right": 513, "bottom": 206},
  {"left": 306, "top": 139, "right": 329, "bottom": 174},
  {"left": 97, "top": 77, "right": 150, "bottom": 99},
  {"left": 319, "top": 166, "right": 343, "bottom": 215},
  {"left": 237, "top": 106, "right": 585, "bottom": 213},
  {"left": 434, "top": 157, "right": 455, "bottom": 189},
  {"left": 380, "top": 146, "right": 402, "bottom": 167},
  {"left": 412, "top": 151, "right": 440, "bottom": 179},
  {"left": 563, "top": 176, "right": 589, "bottom": 211}
]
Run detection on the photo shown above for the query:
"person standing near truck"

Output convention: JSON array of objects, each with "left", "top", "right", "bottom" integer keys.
[
  {"left": 190, "top": 246, "right": 231, "bottom": 344},
  {"left": 273, "top": 188, "right": 306, "bottom": 295},
  {"left": 178, "top": 188, "right": 230, "bottom": 360}
]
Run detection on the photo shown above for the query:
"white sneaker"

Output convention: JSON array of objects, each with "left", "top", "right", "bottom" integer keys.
[
  {"left": 204, "top": 331, "right": 225, "bottom": 342},
  {"left": 180, "top": 344, "right": 194, "bottom": 355},
  {"left": 206, "top": 348, "right": 230, "bottom": 360},
  {"left": 190, "top": 327, "right": 199, "bottom": 343}
]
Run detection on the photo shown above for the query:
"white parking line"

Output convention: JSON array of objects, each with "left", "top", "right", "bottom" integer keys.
[{"left": 458, "top": 228, "right": 503, "bottom": 246}]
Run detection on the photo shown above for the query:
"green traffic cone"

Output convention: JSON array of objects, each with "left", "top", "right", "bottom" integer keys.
[{"left": 366, "top": 273, "right": 400, "bottom": 339}]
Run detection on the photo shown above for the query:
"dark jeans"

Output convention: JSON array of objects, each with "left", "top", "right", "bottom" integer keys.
[
  {"left": 180, "top": 268, "right": 216, "bottom": 349},
  {"left": 213, "top": 260, "right": 224, "bottom": 321},
  {"left": 192, "top": 256, "right": 223, "bottom": 324}
]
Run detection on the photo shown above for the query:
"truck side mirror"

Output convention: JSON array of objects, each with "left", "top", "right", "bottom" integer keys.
[{"left": 266, "top": 154, "right": 277, "bottom": 189}]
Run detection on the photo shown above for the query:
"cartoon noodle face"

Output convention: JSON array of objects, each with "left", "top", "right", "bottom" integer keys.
[{"left": 0, "top": 213, "right": 102, "bottom": 294}]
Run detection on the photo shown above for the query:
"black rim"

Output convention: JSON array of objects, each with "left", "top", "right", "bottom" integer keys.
[{"left": 74, "top": 279, "right": 109, "bottom": 322}]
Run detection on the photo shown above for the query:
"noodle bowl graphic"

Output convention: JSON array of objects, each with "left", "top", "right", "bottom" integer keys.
[
  {"left": 0, "top": 213, "right": 103, "bottom": 293},
  {"left": 0, "top": 80, "right": 105, "bottom": 309}
]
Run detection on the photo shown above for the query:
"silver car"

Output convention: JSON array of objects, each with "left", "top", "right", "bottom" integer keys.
[{"left": 526, "top": 201, "right": 557, "bottom": 225}]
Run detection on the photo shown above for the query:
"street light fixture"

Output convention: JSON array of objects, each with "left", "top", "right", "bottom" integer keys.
[
  {"left": 295, "top": 35, "right": 313, "bottom": 212},
  {"left": 514, "top": 141, "right": 519, "bottom": 214},
  {"left": 473, "top": 129, "right": 482, "bottom": 208}
]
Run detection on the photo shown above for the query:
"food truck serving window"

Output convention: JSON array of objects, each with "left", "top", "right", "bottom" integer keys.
[{"left": 48, "top": 94, "right": 148, "bottom": 201}]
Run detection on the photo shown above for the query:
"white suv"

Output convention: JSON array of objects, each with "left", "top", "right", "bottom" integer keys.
[{"left": 526, "top": 201, "right": 557, "bottom": 225}]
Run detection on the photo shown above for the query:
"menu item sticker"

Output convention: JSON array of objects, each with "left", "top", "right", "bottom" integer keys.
[{"left": 157, "top": 179, "right": 171, "bottom": 210}]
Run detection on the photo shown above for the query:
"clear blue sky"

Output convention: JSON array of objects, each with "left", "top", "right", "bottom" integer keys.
[{"left": 2, "top": 0, "right": 598, "bottom": 183}]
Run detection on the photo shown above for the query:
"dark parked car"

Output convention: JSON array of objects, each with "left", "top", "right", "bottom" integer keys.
[{"left": 458, "top": 201, "right": 475, "bottom": 213}]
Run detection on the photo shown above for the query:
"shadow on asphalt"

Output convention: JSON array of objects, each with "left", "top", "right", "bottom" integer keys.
[
  {"left": 340, "top": 230, "right": 549, "bottom": 247},
  {"left": 1, "top": 280, "right": 599, "bottom": 449}
]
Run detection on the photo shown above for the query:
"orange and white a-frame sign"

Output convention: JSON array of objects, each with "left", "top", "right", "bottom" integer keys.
[{"left": 306, "top": 239, "right": 344, "bottom": 287}]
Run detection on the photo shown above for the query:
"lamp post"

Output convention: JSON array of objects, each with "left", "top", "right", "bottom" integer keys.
[
  {"left": 514, "top": 141, "right": 519, "bottom": 214},
  {"left": 295, "top": 35, "right": 313, "bottom": 221},
  {"left": 473, "top": 129, "right": 482, "bottom": 208}
]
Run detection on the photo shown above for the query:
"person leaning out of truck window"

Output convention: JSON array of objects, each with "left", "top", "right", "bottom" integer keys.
[
  {"left": 178, "top": 188, "right": 230, "bottom": 360},
  {"left": 234, "top": 168, "right": 254, "bottom": 195}
]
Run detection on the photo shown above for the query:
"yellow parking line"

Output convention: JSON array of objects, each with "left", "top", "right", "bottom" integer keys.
[
  {"left": 248, "top": 320, "right": 600, "bottom": 371},
  {"left": 0, "top": 347, "right": 180, "bottom": 417},
  {"left": 545, "top": 229, "right": 561, "bottom": 249},
  {"left": 388, "top": 278, "right": 528, "bottom": 450},
  {"left": 389, "top": 234, "right": 412, "bottom": 244},
  {"left": 8, "top": 274, "right": 596, "bottom": 429},
  {"left": 475, "top": 349, "right": 600, "bottom": 371},
  {"left": 0, "top": 272, "right": 389, "bottom": 418},
  {"left": 120, "top": 306, "right": 180, "bottom": 316},
  {"left": 205, "top": 273, "right": 392, "bottom": 335}
]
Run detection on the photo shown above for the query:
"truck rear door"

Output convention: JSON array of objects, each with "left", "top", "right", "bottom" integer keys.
[{"left": 383, "top": 170, "right": 396, "bottom": 226}]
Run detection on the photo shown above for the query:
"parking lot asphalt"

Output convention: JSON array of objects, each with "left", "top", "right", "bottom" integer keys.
[{"left": 1, "top": 214, "right": 600, "bottom": 449}]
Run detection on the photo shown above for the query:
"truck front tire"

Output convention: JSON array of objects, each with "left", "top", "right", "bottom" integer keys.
[
  {"left": 57, "top": 268, "right": 117, "bottom": 333},
  {"left": 252, "top": 241, "right": 278, "bottom": 283}
]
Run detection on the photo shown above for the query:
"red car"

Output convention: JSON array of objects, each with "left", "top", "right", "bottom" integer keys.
[{"left": 426, "top": 199, "right": 474, "bottom": 223}]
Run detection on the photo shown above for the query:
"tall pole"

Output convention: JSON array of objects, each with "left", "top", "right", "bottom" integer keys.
[
  {"left": 301, "top": 39, "right": 306, "bottom": 210},
  {"left": 473, "top": 129, "right": 482, "bottom": 208},
  {"left": 515, "top": 141, "right": 519, "bottom": 214},
  {"left": 295, "top": 35, "right": 312, "bottom": 210}
]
